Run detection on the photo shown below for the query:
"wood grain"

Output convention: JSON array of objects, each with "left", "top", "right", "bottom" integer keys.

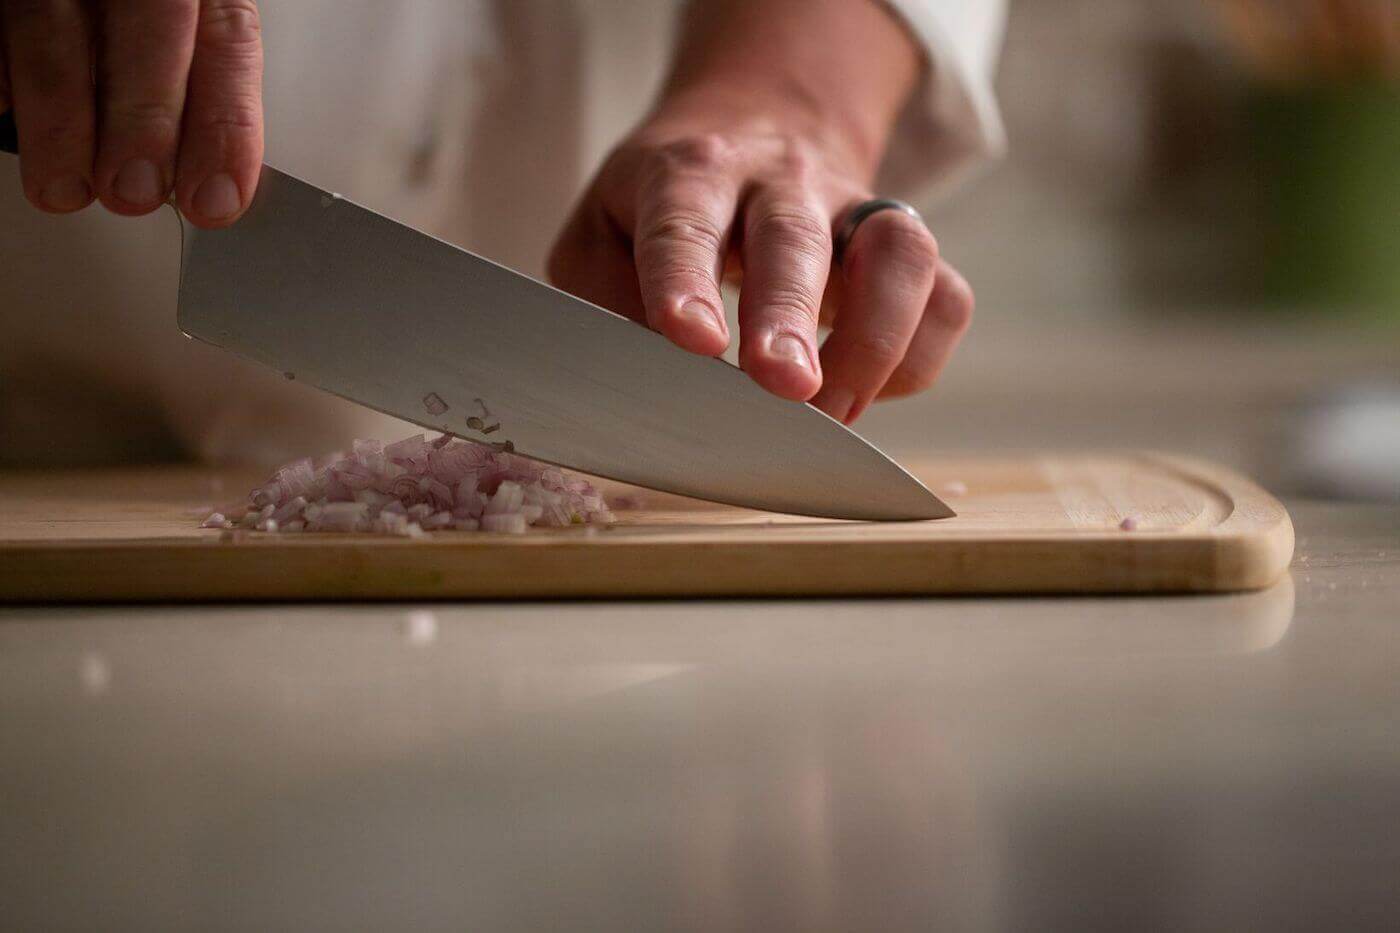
[{"left": 0, "top": 452, "right": 1294, "bottom": 601}]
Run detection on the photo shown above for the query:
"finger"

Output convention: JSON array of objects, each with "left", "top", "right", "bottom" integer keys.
[
  {"left": 631, "top": 137, "right": 737, "bottom": 356},
  {"left": 1, "top": 0, "right": 96, "bottom": 212},
  {"left": 173, "top": 0, "right": 263, "bottom": 228},
  {"left": 877, "top": 259, "right": 974, "bottom": 401},
  {"left": 811, "top": 207, "right": 938, "bottom": 423},
  {"left": 736, "top": 187, "right": 831, "bottom": 401},
  {"left": 93, "top": 0, "right": 198, "bottom": 214},
  {"left": 546, "top": 200, "right": 646, "bottom": 323}
]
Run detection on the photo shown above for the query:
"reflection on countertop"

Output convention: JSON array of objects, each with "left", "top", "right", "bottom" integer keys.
[{"left": 2, "top": 503, "right": 1397, "bottom": 929}]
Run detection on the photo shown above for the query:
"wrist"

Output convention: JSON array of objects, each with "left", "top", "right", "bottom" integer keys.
[
  {"left": 653, "top": 0, "right": 921, "bottom": 181},
  {"left": 648, "top": 78, "right": 875, "bottom": 177}
]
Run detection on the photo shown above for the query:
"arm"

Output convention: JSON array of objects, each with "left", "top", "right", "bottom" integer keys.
[
  {"left": 549, "top": 0, "right": 975, "bottom": 423},
  {"left": 658, "top": 0, "right": 921, "bottom": 182}
]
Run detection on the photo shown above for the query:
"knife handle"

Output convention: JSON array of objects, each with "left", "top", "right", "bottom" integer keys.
[{"left": 1, "top": 110, "right": 16, "bottom": 155}]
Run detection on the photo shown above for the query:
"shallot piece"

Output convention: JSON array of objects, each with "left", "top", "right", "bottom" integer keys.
[
  {"left": 205, "top": 432, "right": 617, "bottom": 536},
  {"left": 1119, "top": 516, "right": 1139, "bottom": 532},
  {"left": 422, "top": 393, "right": 449, "bottom": 415}
]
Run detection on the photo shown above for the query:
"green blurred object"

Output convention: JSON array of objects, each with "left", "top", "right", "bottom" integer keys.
[{"left": 1247, "top": 81, "right": 1400, "bottom": 317}]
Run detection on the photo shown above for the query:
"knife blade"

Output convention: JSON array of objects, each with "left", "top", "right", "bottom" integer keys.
[{"left": 173, "top": 164, "right": 951, "bottom": 520}]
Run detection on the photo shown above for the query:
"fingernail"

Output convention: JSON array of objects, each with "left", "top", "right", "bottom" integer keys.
[
  {"left": 816, "top": 386, "right": 856, "bottom": 423},
  {"left": 114, "top": 158, "right": 163, "bottom": 207},
  {"left": 40, "top": 176, "right": 91, "bottom": 212},
  {"left": 679, "top": 299, "right": 724, "bottom": 334},
  {"left": 193, "top": 173, "right": 242, "bottom": 220},
  {"left": 770, "top": 334, "right": 812, "bottom": 372}
]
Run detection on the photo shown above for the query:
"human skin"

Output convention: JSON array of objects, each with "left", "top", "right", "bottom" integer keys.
[
  {"left": 0, "top": 0, "right": 972, "bottom": 423},
  {"left": 548, "top": 0, "right": 974, "bottom": 423},
  {"left": 0, "top": 0, "right": 264, "bottom": 228}
]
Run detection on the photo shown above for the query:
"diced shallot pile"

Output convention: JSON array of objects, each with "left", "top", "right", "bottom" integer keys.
[{"left": 202, "top": 434, "right": 615, "bottom": 536}]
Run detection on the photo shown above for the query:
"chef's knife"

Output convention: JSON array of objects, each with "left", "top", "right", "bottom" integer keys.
[{"left": 2, "top": 115, "right": 950, "bottom": 520}]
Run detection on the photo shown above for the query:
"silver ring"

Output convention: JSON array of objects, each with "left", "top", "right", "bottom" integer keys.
[{"left": 833, "top": 198, "right": 924, "bottom": 266}]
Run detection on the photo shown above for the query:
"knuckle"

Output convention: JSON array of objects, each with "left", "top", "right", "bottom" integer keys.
[
  {"left": 656, "top": 133, "right": 731, "bottom": 171},
  {"left": 103, "top": 98, "right": 182, "bottom": 138},
  {"left": 857, "top": 212, "right": 938, "bottom": 272},
  {"left": 648, "top": 256, "right": 710, "bottom": 284},
  {"left": 197, "top": 0, "right": 262, "bottom": 50},
  {"left": 849, "top": 331, "right": 904, "bottom": 367},
  {"left": 758, "top": 285, "right": 822, "bottom": 326},
  {"left": 186, "top": 97, "right": 261, "bottom": 136},
  {"left": 774, "top": 137, "right": 821, "bottom": 181},
  {"left": 750, "top": 207, "right": 831, "bottom": 260},
  {"left": 641, "top": 209, "right": 725, "bottom": 254},
  {"left": 640, "top": 250, "right": 713, "bottom": 292}
]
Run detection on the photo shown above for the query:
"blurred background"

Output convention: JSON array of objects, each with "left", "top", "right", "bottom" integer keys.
[
  {"left": 862, "top": 0, "right": 1400, "bottom": 502},
  {"left": 1, "top": 0, "right": 1396, "bottom": 501}
]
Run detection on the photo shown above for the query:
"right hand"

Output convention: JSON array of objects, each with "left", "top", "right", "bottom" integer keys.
[{"left": 0, "top": 0, "right": 264, "bottom": 228}]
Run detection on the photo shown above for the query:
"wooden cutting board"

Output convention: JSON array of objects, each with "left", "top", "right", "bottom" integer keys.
[{"left": 0, "top": 453, "right": 1293, "bottom": 601}]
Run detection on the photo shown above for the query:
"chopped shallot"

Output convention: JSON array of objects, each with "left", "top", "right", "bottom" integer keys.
[
  {"left": 205, "top": 432, "right": 616, "bottom": 536},
  {"left": 1119, "top": 516, "right": 1140, "bottom": 532}
]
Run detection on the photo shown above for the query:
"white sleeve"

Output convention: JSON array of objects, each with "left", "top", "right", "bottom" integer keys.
[{"left": 876, "top": 0, "right": 1008, "bottom": 200}]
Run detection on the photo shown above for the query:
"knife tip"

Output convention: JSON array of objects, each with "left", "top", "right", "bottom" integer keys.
[
  {"left": 890, "top": 480, "right": 957, "bottom": 521},
  {"left": 819, "top": 469, "right": 955, "bottom": 522}
]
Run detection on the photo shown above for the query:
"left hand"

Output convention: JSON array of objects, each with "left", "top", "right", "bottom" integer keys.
[{"left": 548, "top": 108, "right": 973, "bottom": 425}]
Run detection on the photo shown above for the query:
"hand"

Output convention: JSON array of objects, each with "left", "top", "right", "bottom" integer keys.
[
  {"left": 0, "top": 0, "right": 264, "bottom": 228},
  {"left": 547, "top": 0, "right": 972, "bottom": 424},
  {"left": 548, "top": 116, "right": 974, "bottom": 425}
]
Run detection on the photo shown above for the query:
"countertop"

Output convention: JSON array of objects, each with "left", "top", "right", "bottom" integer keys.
[{"left": 2, "top": 501, "right": 1397, "bottom": 930}]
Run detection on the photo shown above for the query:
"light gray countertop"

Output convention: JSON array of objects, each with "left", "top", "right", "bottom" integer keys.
[{"left": 2, "top": 501, "right": 1397, "bottom": 930}]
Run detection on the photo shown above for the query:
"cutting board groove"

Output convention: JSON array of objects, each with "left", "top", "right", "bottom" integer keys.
[{"left": 0, "top": 452, "right": 1293, "bottom": 600}]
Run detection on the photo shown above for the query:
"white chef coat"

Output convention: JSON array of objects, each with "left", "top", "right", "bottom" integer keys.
[{"left": 0, "top": 0, "right": 1005, "bottom": 466}]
